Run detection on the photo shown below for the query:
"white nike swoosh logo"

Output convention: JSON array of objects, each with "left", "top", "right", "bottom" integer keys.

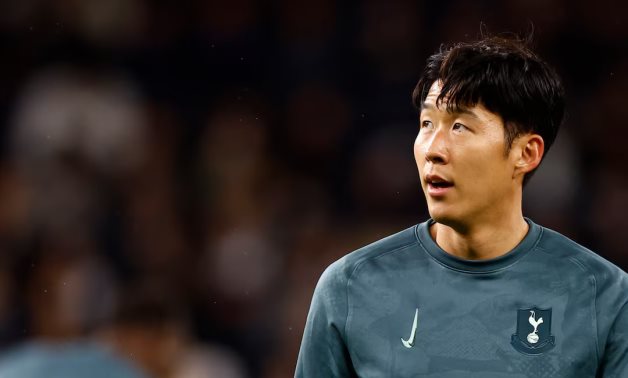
[{"left": 401, "top": 308, "right": 419, "bottom": 348}]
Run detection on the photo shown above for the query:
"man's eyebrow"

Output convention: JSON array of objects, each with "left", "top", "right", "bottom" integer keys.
[{"left": 420, "top": 102, "right": 480, "bottom": 119}]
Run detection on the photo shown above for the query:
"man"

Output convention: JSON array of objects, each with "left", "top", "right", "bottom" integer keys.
[{"left": 295, "top": 37, "right": 628, "bottom": 377}]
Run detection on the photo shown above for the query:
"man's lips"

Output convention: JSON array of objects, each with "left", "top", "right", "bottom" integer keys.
[
  {"left": 425, "top": 174, "right": 453, "bottom": 196},
  {"left": 425, "top": 174, "right": 453, "bottom": 186},
  {"left": 427, "top": 183, "right": 453, "bottom": 196}
]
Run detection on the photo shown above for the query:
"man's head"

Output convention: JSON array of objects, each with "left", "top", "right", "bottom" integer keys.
[{"left": 412, "top": 37, "right": 565, "bottom": 228}]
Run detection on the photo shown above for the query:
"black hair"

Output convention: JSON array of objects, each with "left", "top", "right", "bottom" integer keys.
[{"left": 412, "top": 36, "right": 565, "bottom": 185}]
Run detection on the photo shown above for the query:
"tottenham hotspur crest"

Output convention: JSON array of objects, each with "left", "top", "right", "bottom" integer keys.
[{"left": 511, "top": 307, "right": 555, "bottom": 354}]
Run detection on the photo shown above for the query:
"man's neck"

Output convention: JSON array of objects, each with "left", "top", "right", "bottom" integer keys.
[{"left": 429, "top": 213, "right": 529, "bottom": 260}]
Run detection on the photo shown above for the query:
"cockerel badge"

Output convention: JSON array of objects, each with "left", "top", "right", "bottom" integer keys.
[{"left": 511, "top": 307, "right": 555, "bottom": 354}]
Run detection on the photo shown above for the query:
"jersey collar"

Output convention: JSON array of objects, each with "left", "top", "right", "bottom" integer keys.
[{"left": 416, "top": 218, "right": 542, "bottom": 273}]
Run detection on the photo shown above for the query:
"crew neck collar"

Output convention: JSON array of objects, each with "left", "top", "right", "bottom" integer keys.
[{"left": 415, "top": 218, "right": 542, "bottom": 273}]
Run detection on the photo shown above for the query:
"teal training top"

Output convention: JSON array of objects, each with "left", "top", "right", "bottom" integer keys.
[{"left": 296, "top": 218, "right": 628, "bottom": 377}]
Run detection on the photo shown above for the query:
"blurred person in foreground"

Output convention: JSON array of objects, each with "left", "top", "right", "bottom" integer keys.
[
  {"left": 0, "top": 251, "right": 148, "bottom": 378},
  {"left": 0, "top": 342, "right": 147, "bottom": 378},
  {"left": 99, "top": 284, "right": 247, "bottom": 378},
  {"left": 296, "top": 36, "right": 628, "bottom": 377}
]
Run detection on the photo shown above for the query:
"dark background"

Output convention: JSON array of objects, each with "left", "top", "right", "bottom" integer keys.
[{"left": 0, "top": 0, "right": 626, "bottom": 377}]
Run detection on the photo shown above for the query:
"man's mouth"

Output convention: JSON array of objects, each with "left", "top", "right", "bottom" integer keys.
[
  {"left": 428, "top": 181, "right": 453, "bottom": 188},
  {"left": 425, "top": 174, "right": 454, "bottom": 196},
  {"left": 425, "top": 174, "right": 453, "bottom": 187}
]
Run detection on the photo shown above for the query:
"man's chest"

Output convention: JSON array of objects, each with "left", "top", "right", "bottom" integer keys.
[{"left": 345, "top": 273, "right": 598, "bottom": 377}]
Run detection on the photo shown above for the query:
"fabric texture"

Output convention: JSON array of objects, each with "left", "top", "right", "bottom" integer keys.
[{"left": 295, "top": 219, "right": 628, "bottom": 377}]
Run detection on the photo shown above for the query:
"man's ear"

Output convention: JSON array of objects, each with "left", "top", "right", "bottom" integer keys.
[{"left": 513, "top": 134, "right": 544, "bottom": 178}]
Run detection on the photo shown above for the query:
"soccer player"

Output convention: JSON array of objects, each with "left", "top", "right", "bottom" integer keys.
[{"left": 295, "top": 37, "right": 628, "bottom": 377}]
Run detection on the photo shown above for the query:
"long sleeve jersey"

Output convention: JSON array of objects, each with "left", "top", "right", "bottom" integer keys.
[{"left": 296, "top": 218, "right": 628, "bottom": 377}]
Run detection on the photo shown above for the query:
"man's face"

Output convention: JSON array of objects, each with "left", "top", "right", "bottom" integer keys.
[{"left": 414, "top": 81, "right": 519, "bottom": 228}]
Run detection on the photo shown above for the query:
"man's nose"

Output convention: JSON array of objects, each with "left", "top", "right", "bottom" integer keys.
[{"left": 425, "top": 129, "right": 449, "bottom": 164}]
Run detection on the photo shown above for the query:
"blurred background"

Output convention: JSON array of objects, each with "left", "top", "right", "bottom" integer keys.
[{"left": 0, "top": 0, "right": 626, "bottom": 377}]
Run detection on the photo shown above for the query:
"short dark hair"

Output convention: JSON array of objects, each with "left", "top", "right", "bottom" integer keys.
[{"left": 412, "top": 36, "right": 565, "bottom": 185}]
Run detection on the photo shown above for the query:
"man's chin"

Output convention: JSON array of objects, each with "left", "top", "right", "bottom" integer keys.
[
  {"left": 429, "top": 210, "right": 473, "bottom": 234},
  {"left": 428, "top": 206, "right": 450, "bottom": 222},
  {"left": 431, "top": 215, "right": 455, "bottom": 226},
  {"left": 428, "top": 209, "right": 461, "bottom": 228}
]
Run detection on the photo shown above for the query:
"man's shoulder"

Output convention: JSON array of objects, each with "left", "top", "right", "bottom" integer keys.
[
  {"left": 537, "top": 225, "right": 628, "bottom": 288},
  {"left": 321, "top": 224, "right": 420, "bottom": 284}
]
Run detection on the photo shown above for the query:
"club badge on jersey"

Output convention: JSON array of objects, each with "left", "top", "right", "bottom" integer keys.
[{"left": 511, "top": 307, "right": 555, "bottom": 354}]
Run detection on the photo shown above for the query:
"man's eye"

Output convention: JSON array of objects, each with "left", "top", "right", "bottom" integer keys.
[
  {"left": 421, "top": 120, "right": 433, "bottom": 129},
  {"left": 452, "top": 123, "right": 467, "bottom": 132}
]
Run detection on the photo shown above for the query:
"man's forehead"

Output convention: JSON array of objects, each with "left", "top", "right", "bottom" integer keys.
[
  {"left": 421, "top": 102, "right": 477, "bottom": 119},
  {"left": 427, "top": 80, "right": 443, "bottom": 95},
  {"left": 425, "top": 80, "right": 444, "bottom": 102},
  {"left": 422, "top": 81, "right": 455, "bottom": 110},
  {"left": 421, "top": 80, "right": 479, "bottom": 117}
]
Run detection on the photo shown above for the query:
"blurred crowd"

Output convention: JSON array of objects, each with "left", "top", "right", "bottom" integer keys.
[{"left": 0, "top": 0, "right": 626, "bottom": 377}]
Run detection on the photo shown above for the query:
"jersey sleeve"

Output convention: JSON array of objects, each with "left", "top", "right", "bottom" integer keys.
[
  {"left": 295, "top": 261, "right": 356, "bottom": 378},
  {"left": 598, "top": 300, "right": 628, "bottom": 378}
]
